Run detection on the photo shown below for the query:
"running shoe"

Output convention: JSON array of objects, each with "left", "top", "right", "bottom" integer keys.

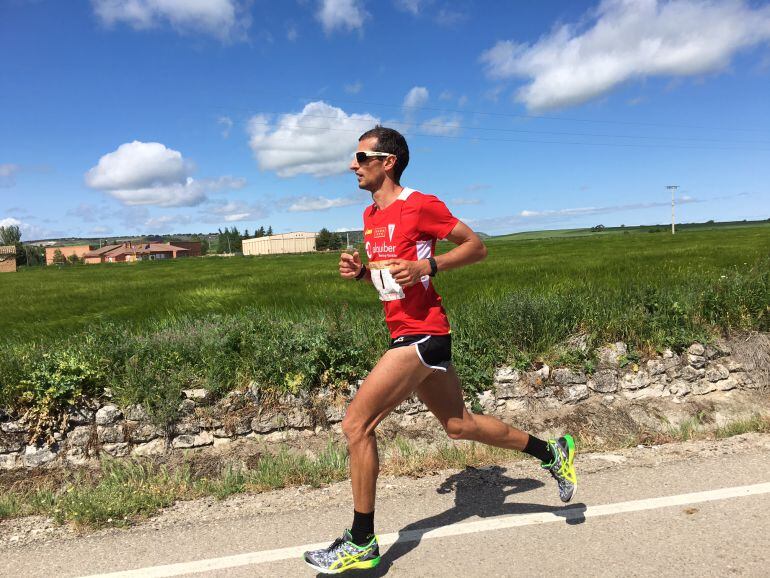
[
  {"left": 303, "top": 530, "right": 381, "bottom": 574},
  {"left": 542, "top": 434, "right": 577, "bottom": 502}
]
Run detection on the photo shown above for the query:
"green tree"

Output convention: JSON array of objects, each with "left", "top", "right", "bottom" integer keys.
[
  {"left": 0, "top": 224, "right": 26, "bottom": 265},
  {"left": 243, "top": 229, "right": 250, "bottom": 239},
  {"left": 67, "top": 253, "right": 82, "bottom": 265},
  {"left": 230, "top": 227, "right": 242, "bottom": 252},
  {"left": 316, "top": 228, "right": 331, "bottom": 251},
  {"left": 24, "top": 245, "right": 45, "bottom": 266},
  {"left": 256, "top": 226, "right": 265, "bottom": 238},
  {"left": 216, "top": 228, "right": 229, "bottom": 253},
  {"left": 53, "top": 248, "right": 66, "bottom": 264},
  {"left": 329, "top": 232, "right": 343, "bottom": 250},
  {"left": 266, "top": 225, "right": 273, "bottom": 236},
  {"left": 0, "top": 224, "right": 21, "bottom": 246}
]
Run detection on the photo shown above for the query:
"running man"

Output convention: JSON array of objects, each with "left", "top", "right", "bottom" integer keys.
[{"left": 303, "top": 126, "right": 577, "bottom": 574}]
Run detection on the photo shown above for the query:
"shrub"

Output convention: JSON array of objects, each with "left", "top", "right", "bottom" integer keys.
[{"left": 14, "top": 347, "right": 105, "bottom": 442}]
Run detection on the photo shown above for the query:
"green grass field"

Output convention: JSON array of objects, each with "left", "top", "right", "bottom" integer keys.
[
  {"left": 1, "top": 223, "right": 768, "bottom": 434},
  {"left": 5, "top": 222, "right": 769, "bottom": 342}
]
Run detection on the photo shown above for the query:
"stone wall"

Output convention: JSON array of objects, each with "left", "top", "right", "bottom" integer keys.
[{"left": 1, "top": 336, "right": 767, "bottom": 471}]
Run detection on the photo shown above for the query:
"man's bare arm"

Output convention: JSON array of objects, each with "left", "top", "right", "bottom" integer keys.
[
  {"left": 434, "top": 220, "right": 487, "bottom": 272},
  {"left": 388, "top": 221, "right": 487, "bottom": 286}
]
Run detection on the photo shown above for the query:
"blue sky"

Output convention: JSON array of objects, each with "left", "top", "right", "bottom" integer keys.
[{"left": 2, "top": 0, "right": 769, "bottom": 241}]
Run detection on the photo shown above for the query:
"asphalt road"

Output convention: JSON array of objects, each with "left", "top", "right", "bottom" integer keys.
[{"left": 2, "top": 434, "right": 769, "bottom": 577}]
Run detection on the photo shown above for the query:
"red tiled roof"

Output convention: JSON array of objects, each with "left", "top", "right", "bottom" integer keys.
[
  {"left": 84, "top": 243, "right": 190, "bottom": 259},
  {"left": 84, "top": 244, "right": 123, "bottom": 257}
]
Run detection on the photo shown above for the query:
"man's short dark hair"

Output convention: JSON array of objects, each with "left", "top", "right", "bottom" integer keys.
[{"left": 359, "top": 126, "right": 409, "bottom": 184}]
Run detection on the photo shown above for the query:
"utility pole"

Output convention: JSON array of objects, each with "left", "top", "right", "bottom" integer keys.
[{"left": 666, "top": 185, "right": 679, "bottom": 235}]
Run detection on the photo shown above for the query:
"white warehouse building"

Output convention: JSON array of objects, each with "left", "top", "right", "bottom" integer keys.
[{"left": 242, "top": 232, "right": 317, "bottom": 256}]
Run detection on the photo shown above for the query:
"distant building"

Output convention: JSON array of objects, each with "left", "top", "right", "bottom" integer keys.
[
  {"left": 242, "top": 232, "right": 317, "bottom": 256},
  {"left": 81, "top": 242, "right": 189, "bottom": 264},
  {"left": 168, "top": 240, "right": 202, "bottom": 257},
  {"left": 0, "top": 245, "right": 16, "bottom": 273},
  {"left": 45, "top": 245, "right": 94, "bottom": 265}
]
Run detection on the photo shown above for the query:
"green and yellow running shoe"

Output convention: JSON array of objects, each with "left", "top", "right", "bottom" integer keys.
[
  {"left": 542, "top": 434, "right": 577, "bottom": 502},
  {"left": 303, "top": 530, "right": 381, "bottom": 574}
]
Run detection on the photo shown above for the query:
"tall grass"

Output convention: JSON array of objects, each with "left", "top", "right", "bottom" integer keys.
[{"left": 1, "top": 226, "right": 768, "bottom": 424}]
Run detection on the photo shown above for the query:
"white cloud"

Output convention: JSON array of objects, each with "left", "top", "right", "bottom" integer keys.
[
  {"left": 286, "top": 23, "right": 298, "bottom": 41},
  {"left": 403, "top": 86, "right": 429, "bottom": 110},
  {"left": 90, "top": 226, "right": 112, "bottom": 235},
  {"left": 203, "top": 175, "right": 247, "bottom": 191},
  {"left": 345, "top": 81, "right": 363, "bottom": 94},
  {"left": 217, "top": 116, "right": 233, "bottom": 138},
  {"left": 286, "top": 195, "right": 360, "bottom": 212},
  {"left": 86, "top": 141, "right": 244, "bottom": 207},
  {"left": 317, "top": 0, "right": 368, "bottom": 34},
  {"left": 91, "top": 0, "right": 249, "bottom": 41},
  {"left": 435, "top": 7, "right": 466, "bottom": 27},
  {"left": 144, "top": 214, "right": 192, "bottom": 229},
  {"left": 0, "top": 217, "right": 65, "bottom": 241},
  {"left": 105, "top": 180, "right": 208, "bottom": 207},
  {"left": 470, "top": 197, "right": 701, "bottom": 231},
  {"left": 206, "top": 200, "right": 268, "bottom": 223},
  {"left": 420, "top": 114, "right": 462, "bottom": 136},
  {"left": 394, "top": 0, "right": 430, "bottom": 16},
  {"left": 481, "top": 0, "right": 770, "bottom": 111},
  {"left": 85, "top": 141, "right": 189, "bottom": 191},
  {"left": 67, "top": 203, "right": 103, "bottom": 223},
  {"left": 450, "top": 197, "right": 481, "bottom": 206},
  {"left": 0, "top": 217, "right": 22, "bottom": 228},
  {"left": 0, "top": 164, "right": 20, "bottom": 187},
  {"left": 517, "top": 197, "right": 698, "bottom": 219},
  {"left": 247, "top": 101, "right": 379, "bottom": 177}
]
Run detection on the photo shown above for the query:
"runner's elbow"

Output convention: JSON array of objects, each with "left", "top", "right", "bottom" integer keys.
[{"left": 475, "top": 240, "right": 488, "bottom": 262}]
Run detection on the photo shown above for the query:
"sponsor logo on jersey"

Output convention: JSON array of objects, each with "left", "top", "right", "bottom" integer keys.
[
  {"left": 393, "top": 336, "right": 405, "bottom": 343},
  {"left": 370, "top": 242, "right": 397, "bottom": 255},
  {"left": 374, "top": 227, "right": 386, "bottom": 239},
  {"left": 364, "top": 229, "right": 372, "bottom": 235},
  {"left": 388, "top": 223, "right": 396, "bottom": 241}
]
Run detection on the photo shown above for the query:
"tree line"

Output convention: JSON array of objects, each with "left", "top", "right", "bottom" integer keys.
[
  {"left": 0, "top": 225, "right": 45, "bottom": 267},
  {"left": 216, "top": 225, "right": 273, "bottom": 254}
]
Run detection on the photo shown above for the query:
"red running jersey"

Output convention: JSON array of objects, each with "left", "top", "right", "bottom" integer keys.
[{"left": 362, "top": 188, "right": 459, "bottom": 338}]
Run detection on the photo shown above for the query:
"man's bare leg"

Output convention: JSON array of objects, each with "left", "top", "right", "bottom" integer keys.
[
  {"left": 342, "top": 346, "right": 433, "bottom": 513},
  {"left": 416, "top": 365, "right": 578, "bottom": 504},
  {"left": 416, "top": 365, "right": 530, "bottom": 451}
]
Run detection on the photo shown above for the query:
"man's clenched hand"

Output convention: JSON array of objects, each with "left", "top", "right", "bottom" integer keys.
[
  {"left": 339, "top": 251, "right": 363, "bottom": 279},
  {"left": 387, "top": 259, "right": 431, "bottom": 287}
]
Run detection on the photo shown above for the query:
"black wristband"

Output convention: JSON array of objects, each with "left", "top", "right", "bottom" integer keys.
[
  {"left": 427, "top": 257, "right": 438, "bottom": 277},
  {"left": 355, "top": 264, "right": 367, "bottom": 280}
]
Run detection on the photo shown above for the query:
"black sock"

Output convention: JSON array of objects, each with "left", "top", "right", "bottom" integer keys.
[
  {"left": 523, "top": 435, "right": 553, "bottom": 464},
  {"left": 350, "top": 510, "right": 374, "bottom": 545}
]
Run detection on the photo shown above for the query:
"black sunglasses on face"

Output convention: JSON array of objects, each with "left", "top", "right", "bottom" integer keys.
[{"left": 355, "top": 151, "right": 393, "bottom": 163}]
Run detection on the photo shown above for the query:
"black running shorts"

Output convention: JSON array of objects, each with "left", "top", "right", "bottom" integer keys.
[{"left": 388, "top": 334, "right": 452, "bottom": 372}]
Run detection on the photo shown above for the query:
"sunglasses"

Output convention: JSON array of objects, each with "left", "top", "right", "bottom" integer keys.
[{"left": 354, "top": 151, "right": 393, "bottom": 163}]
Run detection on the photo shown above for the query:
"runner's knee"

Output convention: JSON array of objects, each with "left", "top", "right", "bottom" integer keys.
[
  {"left": 444, "top": 414, "right": 476, "bottom": 441},
  {"left": 342, "top": 413, "right": 374, "bottom": 444}
]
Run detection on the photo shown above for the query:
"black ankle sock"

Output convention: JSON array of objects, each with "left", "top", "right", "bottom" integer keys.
[
  {"left": 351, "top": 510, "right": 374, "bottom": 545},
  {"left": 523, "top": 435, "right": 553, "bottom": 463}
]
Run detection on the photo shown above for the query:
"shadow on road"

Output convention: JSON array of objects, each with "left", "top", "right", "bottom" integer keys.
[{"left": 319, "top": 465, "right": 586, "bottom": 577}]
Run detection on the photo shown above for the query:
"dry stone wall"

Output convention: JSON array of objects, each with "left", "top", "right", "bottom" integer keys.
[{"left": 1, "top": 336, "right": 767, "bottom": 471}]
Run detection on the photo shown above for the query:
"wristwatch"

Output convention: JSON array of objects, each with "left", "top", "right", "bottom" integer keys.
[{"left": 427, "top": 257, "right": 438, "bottom": 277}]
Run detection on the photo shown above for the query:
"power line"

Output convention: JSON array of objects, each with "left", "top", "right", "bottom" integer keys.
[
  {"left": 243, "top": 117, "right": 770, "bottom": 152},
  {"left": 211, "top": 87, "right": 770, "bottom": 134},
  {"left": 221, "top": 108, "right": 770, "bottom": 146}
]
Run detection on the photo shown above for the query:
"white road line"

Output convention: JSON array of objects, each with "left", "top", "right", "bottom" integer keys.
[{"left": 80, "top": 482, "right": 770, "bottom": 578}]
